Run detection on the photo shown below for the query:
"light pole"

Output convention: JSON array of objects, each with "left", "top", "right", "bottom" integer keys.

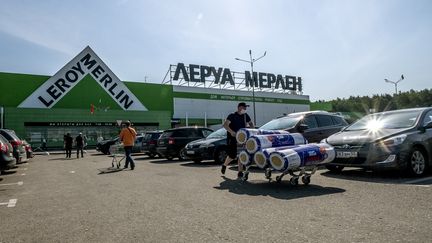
[
  {"left": 384, "top": 74, "right": 404, "bottom": 95},
  {"left": 235, "top": 50, "right": 267, "bottom": 125}
]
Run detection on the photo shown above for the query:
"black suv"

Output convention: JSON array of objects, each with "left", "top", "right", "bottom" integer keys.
[
  {"left": 142, "top": 131, "right": 163, "bottom": 158},
  {"left": 157, "top": 127, "right": 213, "bottom": 160},
  {"left": 259, "top": 111, "right": 348, "bottom": 143}
]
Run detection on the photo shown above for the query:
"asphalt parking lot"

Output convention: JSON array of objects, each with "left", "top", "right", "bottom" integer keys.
[{"left": 1, "top": 150, "right": 432, "bottom": 243}]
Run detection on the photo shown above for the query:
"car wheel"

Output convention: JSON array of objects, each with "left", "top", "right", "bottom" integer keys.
[
  {"left": 148, "top": 153, "right": 156, "bottom": 159},
  {"left": 406, "top": 147, "right": 428, "bottom": 176},
  {"left": 165, "top": 156, "right": 174, "bottom": 161},
  {"left": 214, "top": 148, "right": 228, "bottom": 164},
  {"left": 193, "top": 159, "right": 202, "bottom": 164},
  {"left": 325, "top": 164, "right": 344, "bottom": 173},
  {"left": 178, "top": 149, "right": 188, "bottom": 161}
]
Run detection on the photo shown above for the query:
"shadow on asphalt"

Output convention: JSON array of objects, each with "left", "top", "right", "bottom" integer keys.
[
  {"left": 180, "top": 161, "right": 221, "bottom": 167},
  {"left": 97, "top": 167, "right": 125, "bottom": 175},
  {"left": 320, "top": 169, "right": 432, "bottom": 185},
  {"left": 214, "top": 176, "right": 345, "bottom": 200},
  {"left": 0, "top": 170, "right": 17, "bottom": 175},
  {"left": 48, "top": 158, "right": 78, "bottom": 161},
  {"left": 149, "top": 159, "right": 186, "bottom": 164}
]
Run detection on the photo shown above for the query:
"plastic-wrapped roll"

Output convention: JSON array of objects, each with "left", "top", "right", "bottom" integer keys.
[
  {"left": 245, "top": 133, "right": 307, "bottom": 154},
  {"left": 236, "top": 128, "right": 290, "bottom": 144},
  {"left": 269, "top": 143, "right": 335, "bottom": 172},
  {"left": 253, "top": 145, "right": 301, "bottom": 169},
  {"left": 238, "top": 150, "right": 253, "bottom": 166}
]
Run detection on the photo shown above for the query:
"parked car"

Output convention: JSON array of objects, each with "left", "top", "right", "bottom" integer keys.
[
  {"left": 142, "top": 131, "right": 163, "bottom": 158},
  {"left": 323, "top": 107, "right": 432, "bottom": 176},
  {"left": 109, "top": 135, "right": 144, "bottom": 154},
  {"left": 184, "top": 128, "right": 228, "bottom": 164},
  {"left": 96, "top": 137, "right": 119, "bottom": 155},
  {"left": 259, "top": 111, "right": 349, "bottom": 143},
  {"left": 0, "top": 134, "right": 15, "bottom": 173},
  {"left": 22, "top": 140, "right": 34, "bottom": 159},
  {"left": 0, "top": 129, "right": 28, "bottom": 163},
  {"left": 157, "top": 127, "right": 213, "bottom": 160}
]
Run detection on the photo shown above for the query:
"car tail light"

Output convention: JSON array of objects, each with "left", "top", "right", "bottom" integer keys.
[
  {"left": 10, "top": 140, "right": 22, "bottom": 147},
  {"left": 25, "top": 145, "right": 32, "bottom": 151},
  {"left": 168, "top": 138, "right": 175, "bottom": 145},
  {"left": 0, "top": 143, "right": 8, "bottom": 153}
]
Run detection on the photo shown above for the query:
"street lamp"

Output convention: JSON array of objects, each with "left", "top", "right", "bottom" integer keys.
[
  {"left": 235, "top": 50, "right": 267, "bottom": 125},
  {"left": 384, "top": 74, "right": 404, "bottom": 94}
]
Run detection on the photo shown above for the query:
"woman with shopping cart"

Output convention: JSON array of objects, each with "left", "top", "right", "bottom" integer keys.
[{"left": 119, "top": 121, "right": 137, "bottom": 170}]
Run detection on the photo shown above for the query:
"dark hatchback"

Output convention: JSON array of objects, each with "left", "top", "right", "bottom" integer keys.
[
  {"left": 142, "top": 131, "right": 163, "bottom": 158},
  {"left": 157, "top": 127, "right": 213, "bottom": 160},
  {"left": 323, "top": 107, "right": 432, "bottom": 176},
  {"left": 0, "top": 134, "right": 15, "bottom": 172},
  {"left": 184, "top": 128, "right": 228, "bottom": 164},
  {"left": 259, "top": 111, "right": 349, "bottom": 143}
]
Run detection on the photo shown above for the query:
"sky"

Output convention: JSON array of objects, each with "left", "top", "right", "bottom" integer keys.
[{"left": 0, "top": 0, "right": 431, "bottom": 101}]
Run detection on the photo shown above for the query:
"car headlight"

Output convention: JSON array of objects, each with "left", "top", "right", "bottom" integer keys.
[
  {"left": 199, "top": 143, "right": 215, "bottom": 148},
  {"left": 381, "top": 134, "right": 407, "bottom": 146}
]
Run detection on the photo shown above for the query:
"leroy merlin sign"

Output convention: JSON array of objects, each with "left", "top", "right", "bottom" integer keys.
[{"left": 19, "top": 46, "right": 147, "bottom": 111}]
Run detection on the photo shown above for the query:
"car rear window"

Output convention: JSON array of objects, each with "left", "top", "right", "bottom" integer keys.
[
  {"left": 332, "top": 116, "right": 347, "bottom": 126},
  {"left": 0, "top": 130, "right": 20, "bottom": 141}
]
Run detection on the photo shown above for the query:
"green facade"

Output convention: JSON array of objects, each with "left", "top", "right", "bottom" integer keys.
[{"left": 0, "top": 72, "right": 174, "bottom": 147}]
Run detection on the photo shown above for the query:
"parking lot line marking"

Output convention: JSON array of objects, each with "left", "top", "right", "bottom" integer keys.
[
  {"left": 0, "top": 181, "right": 24, "bottom": 186},
  {"left": 70, "top": 171, "right": 75, "bottom": 173},
  {"left": 7, "top": 199, "right": 17, "bottom": 207},
  {"left": 21, "top": 173, "right": 26, "bottom": 176},
  {"left": 404, "top": 176, "right": 432, "bottom": 184}
]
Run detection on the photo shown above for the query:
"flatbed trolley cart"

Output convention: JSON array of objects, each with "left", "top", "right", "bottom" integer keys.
[
  {"left": 263, "top": 166, "right": 318, "bottom": 185},
  {"left": 238, "top": 144, "right": 318, "bottom": 185}
]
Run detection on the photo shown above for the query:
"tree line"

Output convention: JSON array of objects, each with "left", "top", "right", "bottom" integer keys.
[{"left": 312, "top": 88, "right": 432, "bottom": 122}]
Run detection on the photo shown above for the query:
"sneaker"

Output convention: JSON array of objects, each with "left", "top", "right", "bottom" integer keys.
[{"left": 221, "top": 165, "right": 226, "bottom": 174}]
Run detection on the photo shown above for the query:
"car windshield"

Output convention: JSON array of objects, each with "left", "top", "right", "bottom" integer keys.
[
  {"left": 345, "top": 110, "right": 422, "bottom": 131},
  {"left": 207, "top": 128, "right": 226, "bottom": 138},
  {"left": 259, "top": 116, "right": 302, "bottom": 130}
]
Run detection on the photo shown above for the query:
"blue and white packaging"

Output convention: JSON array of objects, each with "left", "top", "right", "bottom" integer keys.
[
  {"left": 245, "top": 133, "right": 307, "bottom": 154},
  {"left": 236, "top": 128, "right": 290, "bottom": 144},
  {"left": 269, "top": 143, "right": 335, "bottom": 172}
]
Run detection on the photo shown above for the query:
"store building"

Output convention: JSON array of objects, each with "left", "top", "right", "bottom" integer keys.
[{"left": 0, "top": 46, "right": 310, "bottom": 148}]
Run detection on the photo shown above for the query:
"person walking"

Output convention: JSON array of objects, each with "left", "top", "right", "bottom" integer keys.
[
  {"left": 119, "top": 121, "right": 137, "bottom": 170},
  {"left": 75, "top": 132, "right": 84, "bottom": 158},
  {"left": 65, "top": 133, "right": 73, "bottom": 158},
  {"left": 221, "top": 102, "right": 254, "bottom": 178}
]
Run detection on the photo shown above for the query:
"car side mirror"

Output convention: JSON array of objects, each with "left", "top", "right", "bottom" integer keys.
[
  {"left": 419, "top": 121, "right": 432, "bottom": 133},
  {"left": 298, "top": 124, "right": 309, "bottom": 133}
]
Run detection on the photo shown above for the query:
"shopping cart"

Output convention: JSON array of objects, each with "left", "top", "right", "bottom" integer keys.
[{"left": 109, "top": 144, "right": 125, "bottom": 169}]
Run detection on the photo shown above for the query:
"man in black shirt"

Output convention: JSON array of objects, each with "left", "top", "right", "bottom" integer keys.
[
  {"left": 221, "top": 102, "right": 254, "bottom": 178},
  {"left": 75, "top": 132, "right": 84, "bottom": 158}
]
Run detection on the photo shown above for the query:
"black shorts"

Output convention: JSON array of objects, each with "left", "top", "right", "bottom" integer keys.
[{"left": 227, "top": 137, "right": 237, "bottom": 159}]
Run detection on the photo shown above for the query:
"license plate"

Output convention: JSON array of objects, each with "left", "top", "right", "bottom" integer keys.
[
  {"left": 186, "top": 150, "right": 195, "bottom": 155},
  {"left": 336, "top": 151, "right": 358, "bottom": 158},
  {"left": 159, "top": 141, "right": 164, "bottom": 145}
]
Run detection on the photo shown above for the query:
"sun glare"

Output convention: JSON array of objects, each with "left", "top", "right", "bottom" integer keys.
[{"left": 366, "top": 119, "right": 383, "bottom": 133}]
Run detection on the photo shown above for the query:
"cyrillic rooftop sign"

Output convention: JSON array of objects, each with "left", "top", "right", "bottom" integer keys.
[{"left": 19, "top": 46, "right": 147, "bottom": 111}]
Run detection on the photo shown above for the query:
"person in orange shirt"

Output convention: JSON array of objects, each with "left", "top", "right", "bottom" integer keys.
[{"left": 119, "top": 121, "right": 137, "bottom": 170}]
